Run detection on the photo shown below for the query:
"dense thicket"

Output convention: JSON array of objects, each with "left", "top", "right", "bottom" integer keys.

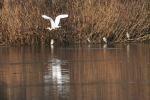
[{"left": 0, "top": 0, "right": 150, "bottom": 45}]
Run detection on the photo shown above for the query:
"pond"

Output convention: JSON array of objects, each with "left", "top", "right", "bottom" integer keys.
[{"left": 0, "top": 43, "right": 150, "bottom": 100}]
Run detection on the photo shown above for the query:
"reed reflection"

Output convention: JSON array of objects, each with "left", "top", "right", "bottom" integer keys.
[
  {"left": 67, "top": 43, "right": 150, "bottom": 100},
  {"left": 0, "top": 43, "right": 150, "bottom": 100}
]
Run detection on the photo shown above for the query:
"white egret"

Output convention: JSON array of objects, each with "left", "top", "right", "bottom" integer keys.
[
  {"left": 103, "top": 37, "right": 107, "bottom": 43},
  {"left": 51, "top": 39, "right": 54, "bottom": 45},
  {"left": 87, "top": 37, "right": 91, "bottom": 43},
  {"left": 42, "top": 14, "right": 68, "bottom": 30},
  {"left": 126, "top": 32, "right": 130, "bottom": 40}
]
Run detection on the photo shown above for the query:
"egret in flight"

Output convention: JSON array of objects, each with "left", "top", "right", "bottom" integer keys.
[{"left": 42, "top": 14, "right": 68, "bottom": 30}]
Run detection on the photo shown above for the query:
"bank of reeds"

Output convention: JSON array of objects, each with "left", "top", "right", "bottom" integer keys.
[{"left": 0, "top": 0, "right": 150, "bottom": 45}]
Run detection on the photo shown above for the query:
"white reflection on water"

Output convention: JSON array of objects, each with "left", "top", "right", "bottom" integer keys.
[
  {"left": 127, "top": 43, "right": 130, "bottom": 58},
  {"left": 103, "top": 43, "right": 107, "bottom": 49},
  {"left": 52, "top": 59, "right": 62, "bottom": 84},
  {"left": 44, "top": 51, "right": 70, "bottom": 98}
]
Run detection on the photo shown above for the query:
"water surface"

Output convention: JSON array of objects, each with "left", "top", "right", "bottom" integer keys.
[{"left": 0, "top": 43, "right": 150, "bottom": 100}]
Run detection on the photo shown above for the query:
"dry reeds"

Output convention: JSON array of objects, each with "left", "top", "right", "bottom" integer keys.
[{"left": 0, "top": 0, "right": 150, "bottom": 45}]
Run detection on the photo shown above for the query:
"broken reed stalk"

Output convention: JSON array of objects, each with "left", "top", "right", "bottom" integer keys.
[{"left": 0, "top": 0, "right": 149, "bottom": 45}]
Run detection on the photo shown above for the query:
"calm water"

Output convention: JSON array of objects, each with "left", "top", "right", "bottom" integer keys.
[{"left": 0, "top": 43, "right": 150, "bottom": 100}]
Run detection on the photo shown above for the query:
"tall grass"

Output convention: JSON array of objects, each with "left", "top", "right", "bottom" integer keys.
[{"left": 0, "top": 0, "right": 150, "bottom": 45}]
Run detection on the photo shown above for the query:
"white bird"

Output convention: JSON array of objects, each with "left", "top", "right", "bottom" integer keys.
[
  {"left": 87, "top": 37, "right": 91, "bottom": 43},
  {"left": 42, "top": 14, "right": 68, "bottom": 30},
  {"left": 51, "top": 39, "right": 54, "bottom": 45},
  {"left": 126, "top": 32, "right": 130, "bottom": 40},
  {"left": 103, "top": 37, "right": 107, "bottom": 43}
]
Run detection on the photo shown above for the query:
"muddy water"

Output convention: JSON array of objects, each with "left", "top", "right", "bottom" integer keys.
[{"left": 0, "top": 43, "right": 150, "bottom": 100}]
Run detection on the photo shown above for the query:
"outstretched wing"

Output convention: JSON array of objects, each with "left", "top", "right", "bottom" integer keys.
[
  {"left": 42, "top": 15, "right": 55, "bottom": 28},
  {"left": 55, "top": 14, "right": 68, "bottom": 26},
  {"left": 42, "top": 15, "right": 51, "bottom": 19}
]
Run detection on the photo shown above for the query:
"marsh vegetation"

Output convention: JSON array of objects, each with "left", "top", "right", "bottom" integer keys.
[{"left": 0, "top": 0, "right": 150, "bottom": 45}]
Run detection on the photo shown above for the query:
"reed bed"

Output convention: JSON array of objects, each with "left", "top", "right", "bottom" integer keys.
[{"left": 0, "top": 0, "right": 150, "bottom": 45}]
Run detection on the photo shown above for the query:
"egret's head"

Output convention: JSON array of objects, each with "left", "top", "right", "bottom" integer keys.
[{"left": 46, "top": 27, "right": 52, "bottom": 30}]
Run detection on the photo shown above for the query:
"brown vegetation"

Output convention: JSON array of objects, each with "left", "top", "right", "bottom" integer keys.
[{"left": 0, "top": 0, "right": 150, "bottom": 45}]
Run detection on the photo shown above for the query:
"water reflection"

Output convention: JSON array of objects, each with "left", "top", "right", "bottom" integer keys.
[
  {"left": 0, "top": 43, "right": 150, "bottom": 100},
  {"left": 103, "top": 43, "right": 107, "bottom": 49},
  {"left": 44, "top": 56, "right": 70, "bottom": 98}
]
